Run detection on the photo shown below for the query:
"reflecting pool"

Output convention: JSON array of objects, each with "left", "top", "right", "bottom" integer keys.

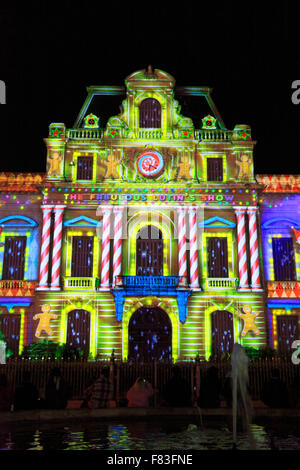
[{"left": 0, "top": 418, "right": 299, "bottom": 451}]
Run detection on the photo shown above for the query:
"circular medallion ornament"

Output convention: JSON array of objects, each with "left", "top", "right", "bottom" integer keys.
[{"left": 136, "top": 150, "right": 164, "bottom": 178}]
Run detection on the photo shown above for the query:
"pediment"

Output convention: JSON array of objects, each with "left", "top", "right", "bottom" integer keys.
[
  {"left": 0, "top": 215, "right": 38, "bottom": 227},
  {"left": 64, "top": 215, "right": 100, "bottom": 227},
  {"left": 261, "top": 218, "right": 300, "bottom": 229},
  {"left": 199, "top": 216, "right": 236, "bottom": 228}
]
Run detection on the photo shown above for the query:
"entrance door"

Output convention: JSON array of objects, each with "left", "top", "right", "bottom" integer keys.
[
  {"left": 277, "top": 315, "right": 298, "bottom": 355},
  {"left": 66, "top": 309, "right": 90, "bottom": 355},
  {"left": 211, "top": 310, "right": 234, "bottom": 357},
  {"left": 128, "top": 307, "right": 172, "bottom": 361},
  {"left": 136, "top": 225, "right": 163, "bottom": 276}
]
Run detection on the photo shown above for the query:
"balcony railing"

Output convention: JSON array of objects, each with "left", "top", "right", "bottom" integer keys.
[
  {"left": 138, "top": 129, "right": 162, "bottom": 139},
  {"left": 115, "top": 275, "right": 187, "bottom": 289},
  {"left": 205, "top": 278, "right": 237, "bottom": 290},
  {"left": 67, "top": 129, "right": 102, "bottom": 139},
  {"left": 267, "top": 280, "right": 300, "bottom": 298},
  {"left": 64, "top": 277, "right": 97, "bottom": 290},
  {"left": 195, "top": 129, "right": 232, "bottom": 141}
]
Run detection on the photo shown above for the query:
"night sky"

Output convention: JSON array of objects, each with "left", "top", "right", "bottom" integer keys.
[{"left": 0, "top": 1, "right": 298, "bottom": 175}]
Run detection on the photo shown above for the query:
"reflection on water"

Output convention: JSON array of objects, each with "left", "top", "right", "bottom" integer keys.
[{"left": 0, "top": 419, "right": 300, "bottom": 451}]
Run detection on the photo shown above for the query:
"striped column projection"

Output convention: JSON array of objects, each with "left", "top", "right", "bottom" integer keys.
[
  {"left": 50, "top": 206, "right": 65, "bottom": 290},
  {"left": 234, "top": 207, "right": 249, "bottom": 291},
  {"left": 178, "top": 207, "right": 187, "bottom": 285},
  {"left": 100, "top": 207, "right": 112, "bottom": 289},
  {"left": 188, "top": 207, "right": 200, "bottom": 289},
  {"left": 37, "top": 205, "right": 53, "bottom": 290},
  {"left": 112, "top": 207, "right": 124, "bottom": 286},
  {"left": 247, "top": 207, "right": 262, "bottom": 290}
]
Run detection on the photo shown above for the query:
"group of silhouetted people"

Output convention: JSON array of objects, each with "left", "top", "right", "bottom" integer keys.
[
  {"left": 0, "top": 364, "right": 299, "bottom": 412},
  {"left": 120, "top": 365, "right": 300, "bottom": 410},
  {"left": 0, "top": 367, "right": 71, "bottom": 412}
]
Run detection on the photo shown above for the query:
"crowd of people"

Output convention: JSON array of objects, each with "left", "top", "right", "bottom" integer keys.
[{"left": 0, "top": 365, "right": 299, "bottom": 412}]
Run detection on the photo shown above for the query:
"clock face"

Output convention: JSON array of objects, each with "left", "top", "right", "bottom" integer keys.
[{"left": 136, "top": 150, "right": 164, "bottom": 178}]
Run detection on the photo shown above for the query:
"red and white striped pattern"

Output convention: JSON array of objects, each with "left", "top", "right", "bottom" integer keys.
[
  {"left": 100, "top": 208, "right": 112, "bottom": 288},
  {"left": 50, "top": 206, "right": 65, "bottom": 289},
  {"left": 247, "top": 207, "right": 261, "bottom": 289},
  {"left": 189, "top": 207, "right": 199, "bottom": 288},
  {"left": 38, "top": 206, "right": 53, "bottom": 289},
  {"left": 234, "top": 207, "right": 249, "bottom": 290},
  {"left": 112, "top": 208, "right": 123, "bottom": 286},
  {"left": 178, "top": 208, "right": 187, "bottom": 283}
]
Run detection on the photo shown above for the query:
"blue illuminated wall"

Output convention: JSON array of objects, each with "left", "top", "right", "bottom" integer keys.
[{"left": 260, "top": 194, "right": 300, "bottom": 282}]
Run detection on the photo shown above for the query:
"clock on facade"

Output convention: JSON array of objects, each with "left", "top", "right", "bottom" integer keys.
[{"left": 136, "top": 150, "right": 164, "bottom": 178}]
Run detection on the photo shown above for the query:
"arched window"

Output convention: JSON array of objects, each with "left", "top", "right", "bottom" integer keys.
[
  {"left": 139, "top": 98, "right": 161, "bottom": 128},
  {"left": 136, "top": 225, "right": 163, "bottom": 276}
]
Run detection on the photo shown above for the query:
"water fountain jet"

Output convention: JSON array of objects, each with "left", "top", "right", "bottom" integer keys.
[{"left": 231, "top": 343, "right": 256, "bottom": 449}]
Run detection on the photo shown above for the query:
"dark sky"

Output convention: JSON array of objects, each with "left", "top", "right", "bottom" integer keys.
[{"left": 0, "top": 1, "right": 298, "bottom": 175}]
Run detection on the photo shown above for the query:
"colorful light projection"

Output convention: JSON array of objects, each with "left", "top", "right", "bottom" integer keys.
[
  {"left": 104, "top": 155, "right": 120, "bottom": 179},
  {"left": 268, "top": 305, "right": 300, "bottom": 349},
  {"left": 83, "top": 113, "right": 99, "bottom": 128},
  {"left": 33, "top": 304, "right": 58, "bottom": 338},
  {"left": 121, "top": 296, "right": 179, "bottom": 362},
  {"left": 238, "top": 305, "right": 260, "bottom": 336},
  {"left": 71, "top": 152, "right": 98, "bottom": 182},
  {"left": 65, "top": 230, "right": 100, "bottom": 280},
  {"left": 202, "top": 232, "right": 235, "bottom": 284},
  {"left": 60, "top": 301, "right": 97, "bottom": 358},
  {"left": 202, "top": 154, "right": 227, "bottom": 182},
  {"left": 42, "top": 186, "right": 258, "bottom": 208},
  {"left": 202, "top": 115, "right": 217, "bottom": 129}
]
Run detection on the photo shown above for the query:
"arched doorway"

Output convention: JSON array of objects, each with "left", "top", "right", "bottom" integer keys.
[
  {"left": 136, "top": 225, "right": 163, "bottom": 276},
  {"left": 211, "top": 310, "right": 234, "bottom": 357},
  {"left": 128, "top": 307, "right": 172, "bottom": 361},
  {"left": 66, "top": 309, "right": 90, "bottom": 355}
]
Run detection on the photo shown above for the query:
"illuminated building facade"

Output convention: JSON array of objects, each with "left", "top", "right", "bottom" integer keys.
[
  {"left": 256, "top": 175, "right": 300, "bottom": 355},
  {"left": 2, "top": 67, "right": 296, "bottom": 361}
]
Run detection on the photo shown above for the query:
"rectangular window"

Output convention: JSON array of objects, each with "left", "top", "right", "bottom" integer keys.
[
  {"left": 277, "top": 315, "right": 298, "bottom": 355},
  {"left": 272, "top": 237, "right": 296, "bottom": 281},
  {"left": 208, "top": 237, "right": 228, "bottom": 278},
  {"left": 2, "top": 236, "right": 26, "bottom": 280},
  {"left": 77, "top": 156, "right": 93, "bottom": 180},
  {"left": 71, "top": 236, "right": 93, "bottom": 277},
  {"left": 207, "top": 158, "right": 223, "bottom": 181}
]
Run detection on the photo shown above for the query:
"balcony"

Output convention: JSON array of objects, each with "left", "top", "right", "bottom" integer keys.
[
  {"left": 112, "top": 276, "right": 190, "bottom": 323},
  {"left": 267, "top": 281, "right": 300, "bottom": 299},
  {"left": 66, "top": 129, "right": 102, "bottom": 140},
  {"left": 138, "top": 129, "right": 162, "bottom": 139},
  {"left": 0, "top": 280, "right": 37, "bottom": 296},
  {"left": 115, "top": 275, "right": 187, "bottom": 289},
  {"left": 205, "top": 278, "right": 237, "bottom": 290},
  {"left": 64, "top": 277, "right": 98, "bottom": 290},
  {"left": 194, "top": 129, "right": 232, "bottom": 141}
]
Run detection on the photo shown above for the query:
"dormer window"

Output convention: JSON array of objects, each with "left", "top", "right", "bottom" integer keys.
[{"left": 139, "top": 98, "right": 161, "bottom": 128}]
